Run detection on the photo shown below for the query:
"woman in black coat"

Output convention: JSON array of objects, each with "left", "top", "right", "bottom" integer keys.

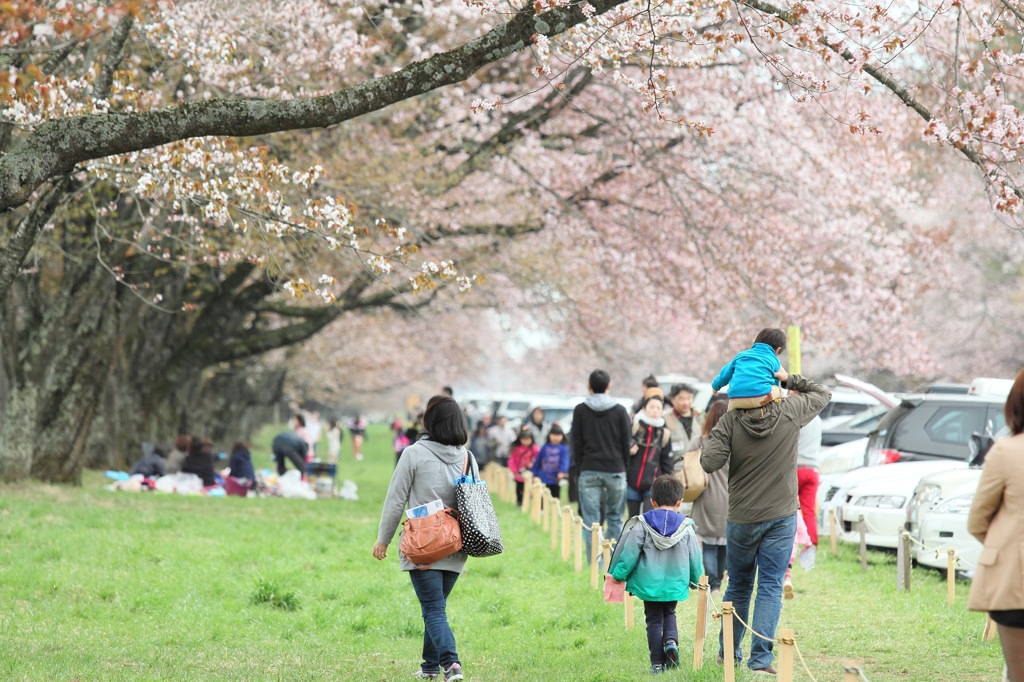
[{"left": 181, "top": 436, "right": 218, "bottom": 487}]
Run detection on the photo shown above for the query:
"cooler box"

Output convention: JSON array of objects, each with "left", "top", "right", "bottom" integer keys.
[{"left": 306, "top": 462, "right": 337, "bottom": 498}]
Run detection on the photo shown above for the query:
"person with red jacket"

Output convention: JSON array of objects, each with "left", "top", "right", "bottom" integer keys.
[{"left": 508, "top": 426, "right": 539, "bottom": 506}]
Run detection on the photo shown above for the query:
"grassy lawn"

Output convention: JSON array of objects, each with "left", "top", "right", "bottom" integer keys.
[{"left": 0, "top": 424, "right": 1004, "bottom": 681}]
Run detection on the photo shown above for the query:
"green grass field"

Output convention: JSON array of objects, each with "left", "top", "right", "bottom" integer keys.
[{"left": 0, "top": 424, "right": 1004, "bottom": 681}]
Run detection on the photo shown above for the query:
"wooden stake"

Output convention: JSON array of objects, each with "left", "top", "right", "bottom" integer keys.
[
  {"left": 532, "top": 480, "right": 544, "bottom": 524},
  {"left": 778, "top": 628, "right": 795, "bottom": 682},
  {"left": 551, "top": 500, "right": 560, "bottom": 550},
  {"left": 896, "top": 530, "right": 908, "bottom": 592},
  {"left": 858, "top": 515, "right": 867, "bottom": 573},
  {"left": 521, "top": 472, "right": 533, "bottom": 514},
  {"left": 829, "top": 508, "right": 838, "bottom": 556},
  {"left": 541, "top": 489, "right": 551, "bottom": 531},
  {"left": 722, "top": 601, "right": 735, "bottom": 682},
  {"left": 507, "top": 469, "right": 516, "bottom": 504},
  {"left": 624, "top": 593, "right": 635, "bottom": 630},
  {"left": 900, "top": 531, "right": 912, "bottom": 592},
  {"left": 573, "top": 516, "right": 583, "bottom": 573},
  {"left": 693, "top": 575, "right": 709, "bottom": 670},
  {"left": 843, "top": 662, "right": 861, "bottom": 681},
  {"left": 601, "top": 540, "right": 612, "bottom": 580},
  {"left": 562, "top": 507, "right": 572, "bottom": 561},
  {"left": 983, "top": 615, "right": 997, "bottom": 641},
  {"left": 590, "top": 523, "right": 601, "bottom": 589},
  {"left": 947, "top": 548, "right": 956, "bottom": 605}
]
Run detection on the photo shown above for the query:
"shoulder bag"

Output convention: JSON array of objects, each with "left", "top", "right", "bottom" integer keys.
[
  {"left": 455, "top": 452, "right": 504, "bottom": 557},
  {"left": 673, "top": 448, "right": 708, "bottom": 503},
  {"left": 400, "top": 508, "right": 462, "bottom": 570}
]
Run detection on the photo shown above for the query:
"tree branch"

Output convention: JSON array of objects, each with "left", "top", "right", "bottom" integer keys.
[{"left": 0, "top": 0, "right": 633, "bottom": 213}]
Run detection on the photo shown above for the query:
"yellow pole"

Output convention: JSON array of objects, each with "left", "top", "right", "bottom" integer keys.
[
  {"left": 786, "top": 325, "right": 801, "bottom": 376},
  {"left": 574, "top": 516, "right": 583, "bottom": 573},
  {"left": 591, "top": 524, "right": 602, "bottom": 589},
  {"left": 778, "top": 628, "right": 795, "bottom": 682},
  {"left": 947, "top": 549, "right": 956, "bottom": 605}
]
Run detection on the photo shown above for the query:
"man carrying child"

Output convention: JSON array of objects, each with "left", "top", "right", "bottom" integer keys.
[{"left": 701, "top": 329, "right": 830, "bottom": 675}]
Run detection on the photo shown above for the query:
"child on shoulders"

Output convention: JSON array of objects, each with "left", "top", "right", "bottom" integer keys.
[
  {"left": 608, "top": 475, "right": 704, "bottom": 675},
  {"left": 711, "top": 327, "right": 788, "bottom": 411}
]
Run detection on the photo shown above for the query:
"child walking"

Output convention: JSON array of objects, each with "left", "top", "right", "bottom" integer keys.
[
  {"left": 608, "top": 475, "right": 704, "bottom": 675},
  {"left": 531, "top": 423, "right": 570, "bottom": 498},
  {"left": 508, "top": 426, "right": 539, "bottom": 506},
  {"left": 711, "top": 327, "right": 788, "bottom": 410},
  {"left": 628, "top": 395, "right": 674, "bottom": 518}
]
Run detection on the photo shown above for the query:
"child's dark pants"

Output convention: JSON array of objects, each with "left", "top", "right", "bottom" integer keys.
[{"left": 644, "top": 600, "right": 678, "bottom": 665}]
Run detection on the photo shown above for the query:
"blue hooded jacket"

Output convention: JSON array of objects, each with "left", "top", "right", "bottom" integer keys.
[{"left": 711, "top": 342, "right": 782, "bottom": 399}]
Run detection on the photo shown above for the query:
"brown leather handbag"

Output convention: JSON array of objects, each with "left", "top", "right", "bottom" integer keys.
[{"left": 400, "top": 508, "right": 463, "bottom": 569}]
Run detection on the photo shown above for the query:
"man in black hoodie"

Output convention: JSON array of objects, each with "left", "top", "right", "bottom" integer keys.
[
  {"left": 701, "top": 369, "right": 830, "bottom": 675},
  {"left": 571, "top": 369, "right": 632, "bottom": 563}
]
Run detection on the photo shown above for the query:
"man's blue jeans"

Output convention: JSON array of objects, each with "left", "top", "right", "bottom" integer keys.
[
  {"left": 578, "top": 470, "right": 626, "bottom": 562},
  {"left": 409, "top": 569, "right": 460, "bottom": 673},
  {"left": 718, "top": 513, "right": 797, "bottom": 670}
]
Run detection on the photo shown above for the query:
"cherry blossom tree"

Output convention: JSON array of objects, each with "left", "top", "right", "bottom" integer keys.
[{"left": 2, "top": 0, "right": 1024, "bottom": 481}]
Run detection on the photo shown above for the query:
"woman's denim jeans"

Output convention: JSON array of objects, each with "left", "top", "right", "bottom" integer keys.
[
  {"left": 409, "top": 569, "right": 460, "bottom": 672},
  {"left": 718, "top": 513, "right": 797, "bottom": 670}
]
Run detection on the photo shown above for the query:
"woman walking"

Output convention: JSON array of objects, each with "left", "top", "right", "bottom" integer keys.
[
  {"left": 686, "top": 399, "right": 729, "bottom": 597},
  {"left": 373, "top": 395, "right": 474, "bottom": 681},
  {"left": 968, "top": 367, "right": 1024, "bottom": 682}
]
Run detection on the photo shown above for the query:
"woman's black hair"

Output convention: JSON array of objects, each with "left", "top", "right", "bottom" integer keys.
[{"left": 422, "top": 395, "right": 468, "bottom": 446}]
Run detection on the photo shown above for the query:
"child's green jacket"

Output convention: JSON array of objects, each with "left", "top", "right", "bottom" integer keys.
[{"left": 609, "top": 509, "right": 703, "bottom": 602}]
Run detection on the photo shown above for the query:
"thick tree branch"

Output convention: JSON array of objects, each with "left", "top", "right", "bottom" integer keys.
[
  {"left": 93, "top": 15, "right": 134, "bottom": 100},
  {"left": 0, "top": 0, "right": 632, "bottom": 214},
  {"left": 0, "top": 181, "right": 66, "bottom": 310}
]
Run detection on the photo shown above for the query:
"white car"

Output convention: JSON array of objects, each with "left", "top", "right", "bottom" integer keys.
[
  {"left": 907, "top": 468, "right": 982, "bottom": 574},
  {"left": 820, "top": 460, "right": 966, "bottom": 546}
]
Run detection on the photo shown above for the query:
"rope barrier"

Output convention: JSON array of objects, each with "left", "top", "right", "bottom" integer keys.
[{"left": 490, "top": 465, "right": 886, "bottom": 681}]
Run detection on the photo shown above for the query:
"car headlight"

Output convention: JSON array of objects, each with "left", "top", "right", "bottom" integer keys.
[
  {"left": 934, "top": 494, "right": 974, "bottom": 515},
  {"left": 907, "top": 484, "right": 941, "bottom": 529},
  {"left": 852, "top": 495, "right": 906, "bottom": 509}
]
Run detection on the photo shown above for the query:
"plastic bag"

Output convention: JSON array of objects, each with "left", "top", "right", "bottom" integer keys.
[
  {"left": 154, "top": 472, "right": 204, "bottom": 495},
  {"left": 277, "top": 470, "right": 317, "bottom": 500},
  {"left": 604, "top": 574, "right": 625, "bottom": 603},
  {"left": 336, "top": 479, "right": 358, "bottom": 500}
]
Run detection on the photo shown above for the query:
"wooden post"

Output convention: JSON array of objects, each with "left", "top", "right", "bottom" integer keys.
[
  {"left": 541, "top": 489, "right": 551, "bottom": 531},
  {"left": 983, "top": 615, "right": 997, "bottom": 641},
  {"left": 521, "top": 472, "right": 533, "bottom": 514},
  {"left": 534, "top": 481, "right": 545, "bottom": 524},
  {"left": 778, "top": 628, "right": 795, "bottom": 682},
  {"left": 693, "top": 575, "right": 709, "bottom": 670},
  {"left": 722, "top": 601, "right": 735, "bottom": 682},
  {"left": 562, "top": 507, "right": 573, "bottom": 561},
  {"left": 896, "top": 530, "right": 908, "bottom": 592},
  {"left": 858, "top": 515, "right": 867, "bottom": 573},
  {"left": 843, "top": 662, "right": 861, "bottom": 682},
  {"left": 551, "top": 500, "right": 560, "bottom": 550},
  {"left": 625, "top": 593, "right": 635, "bottom": 630},
  {"left": 590, "top": 523, "right": 602, "bottom": 589},
  {"left": 574, "top": 516, "right": 583, "bottom": 573},
  {"left": 601, "top": 540, "right": 612, "bottom": 580},
  {"left": 947, "top": 548, "right": 956, "bottom": 605},
  {"left": 900, "top": 531, "right": 912, "bottom": 592},
  {"left": 829, "top": 508, "right": 838, "bottom": 556},
  {"left": 507, "top": 469, "right": 516, "bottom": 504}
]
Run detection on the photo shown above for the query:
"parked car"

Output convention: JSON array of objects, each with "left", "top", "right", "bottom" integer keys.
[
  {"left": 923, "top": 383, "right": 969, "bottom": 395},
  {"left": 817, "top": 437, "right": 870, "bottom": 475},
  {"left": 819, "top": 459, "right": 966, "bottom": 543},
  {"left": 655, "top": 374, "right": 715, "bottom": 412},
  {"left": 864, "top": 393, "right": 1007, "bottom": 466},
  {"left": 907, "top": 430, "right": 1004, "bottom": 575},
  {"left": 836, "top": 460, "right": 965, "bottom": 548},
  {"left": 821, "top": 405, "right": 891, "bottom": 447}
]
